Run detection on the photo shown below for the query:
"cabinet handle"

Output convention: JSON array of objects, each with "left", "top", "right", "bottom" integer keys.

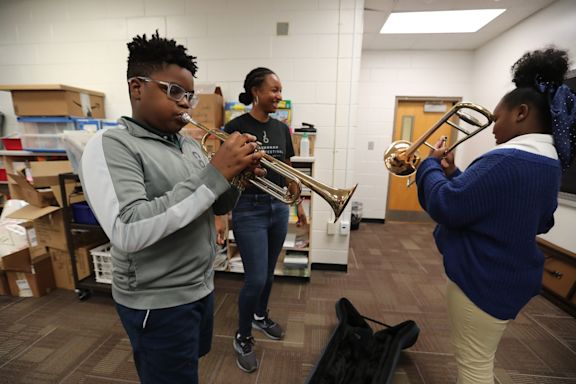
[{"left": 544, "top": 269, "right": 563, "bottom": 279}]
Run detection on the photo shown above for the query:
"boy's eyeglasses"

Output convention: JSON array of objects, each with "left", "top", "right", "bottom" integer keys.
[{"left": 131, "top": 76, "right": 199, "bottom": 108}]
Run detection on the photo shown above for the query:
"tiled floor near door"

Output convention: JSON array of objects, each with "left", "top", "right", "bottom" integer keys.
[{"left": 0, "top": 222, "right": 575, "bottom": 383}]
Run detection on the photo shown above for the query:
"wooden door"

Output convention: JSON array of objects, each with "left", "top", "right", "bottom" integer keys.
[{"left": 386, "top": 99, "right": 457, "bottom": 222}]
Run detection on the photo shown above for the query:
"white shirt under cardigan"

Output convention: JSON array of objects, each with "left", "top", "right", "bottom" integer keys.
[{"left": 494, "top": 133, "right": 558, "bottom": 160}]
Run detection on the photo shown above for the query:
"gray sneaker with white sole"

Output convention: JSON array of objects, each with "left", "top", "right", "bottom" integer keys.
[
  {"left": 252, "top": 311, "right": 284, "bottom": 340},
  {"left": 233, "top": 332, "right": 258, "bottom": 373}
]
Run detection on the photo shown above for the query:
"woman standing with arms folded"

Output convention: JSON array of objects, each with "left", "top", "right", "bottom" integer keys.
[
  {"left": 416, "top": 47, "right": 576, "bottom": 384},
  {"left": 224, "top": 67, "right": 307, "bottom": 373}
]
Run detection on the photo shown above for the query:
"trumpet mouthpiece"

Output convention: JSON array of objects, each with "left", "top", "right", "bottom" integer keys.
[{"left": 180, "top": 112, "right": 192, "bottom": 123}]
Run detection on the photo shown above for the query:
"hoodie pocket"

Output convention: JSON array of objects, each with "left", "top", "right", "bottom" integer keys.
[{"left": 112, "top": 252, "right": 137, "bottom": 289}]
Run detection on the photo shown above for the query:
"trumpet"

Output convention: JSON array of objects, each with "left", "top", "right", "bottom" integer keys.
[
  {"left": 181, "top": 113, "right": 357, "bottom": 221},
  {"left": 384, "top": 102, "right": 493, "bottom": 183}
]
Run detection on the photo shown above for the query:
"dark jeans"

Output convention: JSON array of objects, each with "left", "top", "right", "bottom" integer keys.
[
  {"left": 116, "top": 292, "right": 214, "bottom": 384},
  {"left": 232, "top": 194, "right": 289, "bottom": 337}
]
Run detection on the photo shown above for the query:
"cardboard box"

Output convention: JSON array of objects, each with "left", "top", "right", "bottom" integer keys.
[
  {"left": 0, "top": 271, "right": 9, "bottom": 295},
  {"left": 29, "top": 161, "right": 73, "bottom": 188},
  {"left": 51, "top": 180, "right": 85, "bottom": 208},
  {"left": 8, "top": 172, "right": 57, "bottom": 207},
  {"left": 50, "top": 239, "right": 106, "bottom": 290},
  {"left": 0, "top": 218, "right": 46, "bottom": 264},
  {"left": 22, "top": 221, "right": 48, "bottom": 260},
  {"left": 0, "top": 84, "right": 105, "bottom": 118},
  {"left": 6, "top": 257, "right": 55, "bottom": 297},
  {"left": 190, "top": 89, "right": 224, "bottom": 130},
  {"left": 8, "top": 206, "right": 65, "bottom": 250},
  {"left": 0, "top": 218, "right": 29, "bottom": 256},
  {"left": 0, "top": 248, "right": 31, "bottom": 272},
  {"left": 8, "top": 205, "right": 107, "bottom": 252},
  {"left": 8, "top": 162, "right": 81, "bottom": 208}
]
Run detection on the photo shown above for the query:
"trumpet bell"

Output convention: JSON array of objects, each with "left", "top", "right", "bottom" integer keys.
[
  {"left": 384, "top": 140, "right": 421, "bottom": 177},
  {"left": 180, "top": 112, "right": 358, "bottom": 221},
  {"left": 326, "top": 183, "right": 358, "bottom": 223}
]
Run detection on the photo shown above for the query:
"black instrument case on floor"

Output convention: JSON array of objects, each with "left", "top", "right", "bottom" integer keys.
[{"left": 306, "top": 297, "right": 420, "bottom": 384}]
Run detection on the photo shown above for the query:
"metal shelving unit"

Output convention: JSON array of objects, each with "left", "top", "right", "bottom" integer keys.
[{"left": 59, "top": 172, "right": 111, "bottom": 300}]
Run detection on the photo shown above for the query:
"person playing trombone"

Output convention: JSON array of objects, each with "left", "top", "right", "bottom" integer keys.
[{"left": 416, "top": 47, "right": 576, "bottom": 384}]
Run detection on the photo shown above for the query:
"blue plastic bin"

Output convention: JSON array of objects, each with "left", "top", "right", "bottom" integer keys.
[{"left": 72, "top": 202, "right": 99, "bottom": 225}]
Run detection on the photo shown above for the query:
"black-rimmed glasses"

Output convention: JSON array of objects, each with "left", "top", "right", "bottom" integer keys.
[{"left": 131, "top": 76, "right": 199, "bottom": 108}]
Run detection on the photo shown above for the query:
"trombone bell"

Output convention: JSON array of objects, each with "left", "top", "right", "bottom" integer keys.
[
  {"left": 384, "top": 140, "right": 421, "bottom": 177},
  {"left": 384, "top": 102, "right": 493, "bottom": 180}
]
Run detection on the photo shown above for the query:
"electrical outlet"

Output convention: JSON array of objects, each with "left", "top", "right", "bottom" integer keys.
[{"left": 339, "top": 220, "right": 350, "bottom": 235}]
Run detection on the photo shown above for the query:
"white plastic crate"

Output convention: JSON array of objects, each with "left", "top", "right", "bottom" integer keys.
[{"left": 90, "top": 243, "right": 112, "bottom": 284}]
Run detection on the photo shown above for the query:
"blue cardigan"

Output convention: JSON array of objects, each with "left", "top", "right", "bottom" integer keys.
[{"left": 416, "top": 149, "right": 561, "bottom": 320}]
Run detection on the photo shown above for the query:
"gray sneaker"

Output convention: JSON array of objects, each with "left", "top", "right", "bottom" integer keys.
[
  {"left": 233, "top": 332, "right": 258, "bottom": 373},
  {"left": 252, "top": 311, "right": 284, "bottom": 340}
]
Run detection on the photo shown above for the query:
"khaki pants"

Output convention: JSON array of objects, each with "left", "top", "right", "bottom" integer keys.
[{"left": 446, "top": 280, "right": 509, "bottom": 384}]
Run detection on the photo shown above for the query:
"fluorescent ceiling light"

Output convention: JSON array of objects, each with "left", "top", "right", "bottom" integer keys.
[{"left": 380, "top": 9, "right": 506, "bottom": 34}]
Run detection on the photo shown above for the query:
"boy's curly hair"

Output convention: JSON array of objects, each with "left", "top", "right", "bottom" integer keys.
[{"left": 127, "top": 30, "right": 198, "bottom": 79}]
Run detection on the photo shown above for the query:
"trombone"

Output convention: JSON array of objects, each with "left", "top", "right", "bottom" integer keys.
[
  {"left": 181, "top": 113, "right": 357, "bottom": 221},
  {"left": 384, "top": 102, "right": 494, "bottom": 186}
]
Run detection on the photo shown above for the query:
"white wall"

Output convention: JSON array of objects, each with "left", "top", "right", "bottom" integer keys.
[
  {"left": 0, "top": 0, "right": 365, "bottom": 266},
  {"left": 356, "top": 50, "right": 474, "bottom": 219},
  {"left": 468, "top": 0, "right": 576, "bottom": 252}
]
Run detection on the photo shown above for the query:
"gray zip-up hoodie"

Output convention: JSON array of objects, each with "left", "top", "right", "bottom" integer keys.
[{"left": 80, "top": 117, "right": 239, "bottom": 310}]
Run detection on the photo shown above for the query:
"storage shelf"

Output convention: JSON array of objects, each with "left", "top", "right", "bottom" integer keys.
[
  {"left": 221, "top": 138, "right": 315, "bottom": 280},
  {"left": 71, "top": 222, "right": 101, "bottom": 230},
  {"left": 0, "top": 150, "right": 67, "bottom": 157},
  {"left": 59, "top": 172, "right": 112, "bottom": 300},
  {"left": 275, "top": 267, "right": 310, "bottom": 278},
  {"left": 217, "top": 266, "right": 310, "bottom": 279},
  {"left": 290, "top": 156, "right": 315, "bottom": 163},
  {"left": 76, "top": 274, "right": 112, "bottom": 293}
]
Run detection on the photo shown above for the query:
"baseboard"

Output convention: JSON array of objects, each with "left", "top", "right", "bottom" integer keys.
[
  {"left": 311, "top": 263, "right": 348, "bottom": 272},
  {"left": 361, "top": 218, "right": 385, "bottom": 224},
  {"left": 385, "top": 210, "right": 433, "bottom": 222},
  {"left": 540, "top": 289, "right": 576, "bottom": 317}
]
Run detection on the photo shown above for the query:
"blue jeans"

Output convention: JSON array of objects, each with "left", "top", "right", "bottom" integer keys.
[
  {"left": 116, "top": 292, "right": 214, "bottom": 384},
  {"left": 232, "top": 194, "right": 289, "bottom": 336}
]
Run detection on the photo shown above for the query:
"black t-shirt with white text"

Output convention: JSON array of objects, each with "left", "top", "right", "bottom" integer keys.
[{"left": 224, "top": 113, "right": 294, "bottom": 194}]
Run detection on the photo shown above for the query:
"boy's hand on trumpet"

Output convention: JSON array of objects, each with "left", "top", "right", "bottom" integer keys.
[
  {"left": 429, "top": 137, "right": 457, "bottom": 177},
  {"left": 210, "top": 132, "right": 267, "bottom": 182}
]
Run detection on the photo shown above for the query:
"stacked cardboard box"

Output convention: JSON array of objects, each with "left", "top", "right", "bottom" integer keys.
[
  {"left": 0, "top": 84, "right": 106, "bottom": 118},
  {"left": 0, "top": 84, "right": 109, "bottom": 296},
  {"left": 188, "top": 87, "right": 224, "bottom": 130},
  {"left": 0, "top": 216, "right": 55, "bottom": 297},
  {"left": 0, "top": 162, "right": 107, "bottom": 295}
]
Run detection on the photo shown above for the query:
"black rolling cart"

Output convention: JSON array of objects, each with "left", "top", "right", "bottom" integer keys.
[{"left": 59, "top": 172, "right": 111, "bottom": 300}]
